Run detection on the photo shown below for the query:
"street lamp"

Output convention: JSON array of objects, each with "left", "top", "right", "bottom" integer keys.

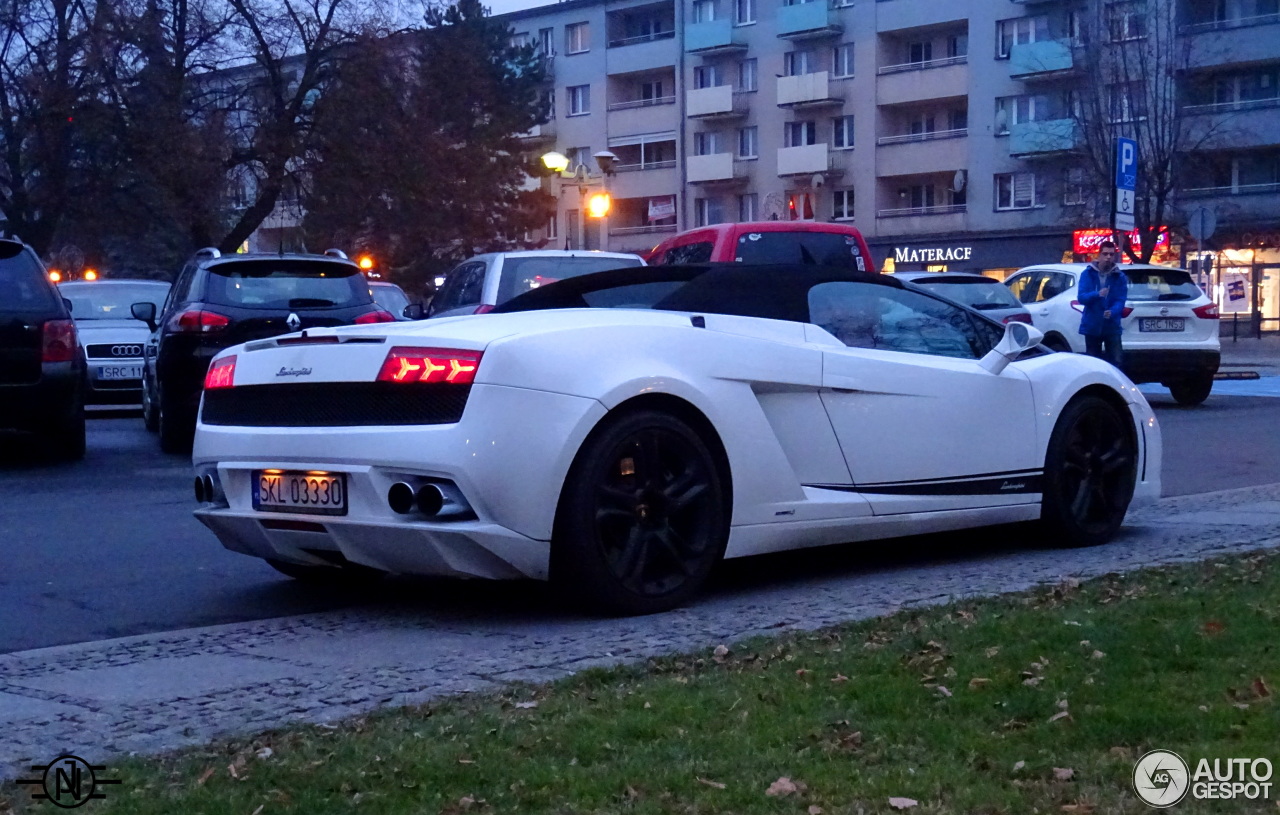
[
  {"left": 541, "top": 150, "right": 592, "bottom": 249},
  {"left": 592, "top": 151, "right": 619, "bottom": 251}
]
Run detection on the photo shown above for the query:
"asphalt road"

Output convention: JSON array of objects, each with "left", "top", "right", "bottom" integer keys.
[{"left": 2, "top": 391, "right": 1279, "bottom": 654}]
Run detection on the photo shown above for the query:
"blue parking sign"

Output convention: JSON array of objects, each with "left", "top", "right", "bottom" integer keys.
[{"left": 1115, "top": 137, "right": 1138, "bottom": 191}]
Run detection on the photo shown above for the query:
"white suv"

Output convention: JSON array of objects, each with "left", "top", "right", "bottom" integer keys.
[
  {"left": 428, "top": 250, "right": 646, "bottom": 319},
  {"left": 1005, "top": 263, "right": 1221, "bottom": 405}
]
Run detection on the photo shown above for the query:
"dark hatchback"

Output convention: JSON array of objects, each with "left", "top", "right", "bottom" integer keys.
[
  {"left": 135, "top": 249, "right": 394, "bottom": 453},
  {"left": 0, "top": 238, "right": 86, "bottom": 460}
]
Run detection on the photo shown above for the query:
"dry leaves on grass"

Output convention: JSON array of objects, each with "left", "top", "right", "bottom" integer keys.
[
  {"left": 1054, "top": 767, "right": 1076, "bottom": 781},
  {"left": 514, "top": 701, "right": 538, "bottom": 709},
  {"left": 765, "top": 777, "right": 802, "bottom": 796},
  {"left": 968, "top": 677, "right": 991, "bottom": 690},
  {"left": 888, "top": 796, "right": 919, "bottom": 809},
  {"left": 697, "top": 778, "right": 727, "bottom": 789},
  {"left": 713, "top": 644, "right": 730, "bottom": 663}
]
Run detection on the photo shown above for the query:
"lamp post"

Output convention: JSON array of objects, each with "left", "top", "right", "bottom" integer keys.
[
  {"left": 541, "top": 150, "right": 615, "bottom": 250},
  {"left": 592, "top": 151, "right": 618, "bottom": 252}
]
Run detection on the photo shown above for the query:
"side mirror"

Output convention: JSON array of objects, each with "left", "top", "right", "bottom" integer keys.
[
  {"left": 403, "top": 303, "right": 424, "bottom": 320},
  {"left": 131, "top": 302, "right": 158, "bottom": 332},
  {"left": 63, "top": 297, "right": 73, "bottom": 313},
  {"left": 979, "top": 321, "right": 1045, "bottom": 375}
]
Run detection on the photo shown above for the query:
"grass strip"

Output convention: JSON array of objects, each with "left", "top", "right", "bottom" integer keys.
[{"left": 4, "top": 549, "right": 1278, "bottom": 815}]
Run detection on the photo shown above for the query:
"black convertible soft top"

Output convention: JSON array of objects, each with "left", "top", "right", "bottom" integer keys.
[{"left": 492, "top": 263, "right": 905, "bottom": 324}]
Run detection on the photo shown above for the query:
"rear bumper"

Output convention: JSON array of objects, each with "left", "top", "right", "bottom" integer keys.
[
  {"left": 1122, "top": 349, "right": 1220, "bottom": 384},
  {"left": 0, "top": 363, "right": 83, "bottom": 431}
]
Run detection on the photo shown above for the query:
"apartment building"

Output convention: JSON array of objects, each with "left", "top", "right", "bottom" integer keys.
[{"left": 500, "top": 0, "right": 1280, "bottom": 320}]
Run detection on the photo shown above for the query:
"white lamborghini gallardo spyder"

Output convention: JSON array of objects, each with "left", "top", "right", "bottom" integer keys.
[{"left": 192, "top": 264, "right": 1161, "bottom": 614}]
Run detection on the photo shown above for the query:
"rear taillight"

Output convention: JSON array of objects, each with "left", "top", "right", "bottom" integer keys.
[
  {"left": 355, "top": 308, "right": 396, "bottom": 325},
  {"left": 1121, "top": 306, "right": 1133, "bottom": 318},
  {"left": 1070, "top": 300, "right": 1083, "bottom": 313},
  {"left": 1193, "top": 302, "right": 1220, "bottom": 320},
  {"left": 170, "top": 309, "right": 230, "bottom": 333},
  {"left": 474, "top": 304, "right": 495, "bottom": 315},
  {"left": 41, "top": 319, "right": 77, "bottom": 362},
  {"left": 1002, "top": 313, "right": 1033, "bottom": 324},
  {"left": 204, "top": 355, "right": 236, "bottom": 389},
  {"left": 376, "top": 347, "right": 482, "bottom": 384}
]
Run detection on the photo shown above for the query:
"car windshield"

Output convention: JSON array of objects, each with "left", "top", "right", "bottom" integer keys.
[
  {"left": 371, "top": 284, "right": 410, "bottom": 315},
  {"left": 60, "top": 282, "right": 169, "bottom": 319},
  {"left": 496, "top": 256, "right": 643, "bottom": 304},
  {"left": 733, "top": 231, "right": 865, "bottom": 268},
  {"left": 913, "top": 278, "right": 1022, "bottom": 311},
  {"left": 1124, "top": 268, "right": 1202, "bottom": 302},
  {"left": 203, "top": 260, "right": 372, "bottom": 310},
  {"left": 0, "top": 243, "right": 58, "bottom": 312}
]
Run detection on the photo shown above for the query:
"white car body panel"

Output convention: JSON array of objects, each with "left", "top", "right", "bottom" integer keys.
[{"left": 193, "top": 301, "right": 1161, "bottom": 584}]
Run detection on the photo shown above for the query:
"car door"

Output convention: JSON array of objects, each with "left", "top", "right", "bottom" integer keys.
[{"left": 808, "top": 280, "right": 1042, "bottom": 516}]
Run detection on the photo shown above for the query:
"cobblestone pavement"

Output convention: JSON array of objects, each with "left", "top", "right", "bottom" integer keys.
[{"left": 3, "top": 483, "right": 1279, "bottom": 781}]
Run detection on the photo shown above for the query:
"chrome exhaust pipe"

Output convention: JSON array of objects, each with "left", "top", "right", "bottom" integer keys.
[
  {"left": 194, "top": 475, "right": 207, "bottom": 503},
  {"left": 387, "top": 482, "right": 416, "bottom": 514},
  {"left": 416, "top": 483, "right": 470, "bottom": 517},
  {"left": 202, "top": 474, "right": 216, "bottom": 502}
]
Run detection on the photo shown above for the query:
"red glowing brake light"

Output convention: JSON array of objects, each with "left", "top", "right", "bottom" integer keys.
[
  {"left": 1121, "top": 306, "right": 1134, "bottom": 318},
  {"left": 171, "top": 309, "right": 230, "bottom": 333},
  {"left": 204, "top": 355, "right": 237, "bottom": 389},
  {"left": 1193, "top": 302, "right": 1220, "bottom": 320},
  {"left": 1002, "top": 313, "right": 1033, "bottom": 324},
  {"left": 41, "top": 319, "right": 77, "bottom": 362},
  {"left": 355, "top": 308, "right": 396, "bottom": 324},
  {"left": 473, "top": 304, "right": 495, "bottom": 315},
  {"left": 376, "top": 347, "right": 482, "bottom": 384}
]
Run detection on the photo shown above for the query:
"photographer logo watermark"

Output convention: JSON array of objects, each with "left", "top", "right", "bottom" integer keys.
[
  {"left": 15, "top": 754, "right": 122, "bottom": 808},
  {"left": 1134, "top": 750, "right": 1274, "bottom": 807}
]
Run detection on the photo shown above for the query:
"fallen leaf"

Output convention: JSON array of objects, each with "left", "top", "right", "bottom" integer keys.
[
  {"left": 969, "top": 677, "right": 991, "bottom": 689},
  {"left": 1253, "top": 677, "right": 1271, "bottom": 698},
  {"left": 809, "top": 807, "right": 825, "bottom": 815},
  {"left": 985, "top": 646, "right": 1001, "bottom": 658},
  {"left": 1199, "top": 705, "right": 1210, "bottom": 712},
  {"left": 936, "top": 686, "right": 952, "bottom": 697},
  {"left": 1057, "top": 698, "right": 1070, "bottom": 710},
  {"left": 1064, "top": 620, "right": 1081, "bottom": 626},
  {"left": 831, "top": 674, "right": 849, "bottom": 683},
  {"left": 1049, "top": 711, "right": 1072, "bottom": 723},
  {"left": 888, "top": 797, "right": 918, "bottom": 809},
  {"left": 228, "top": 764, "right": 240, "bottom": 780},
  {"left": 1091, "top": 650, "right": 1106, "bottom": 660},
  {"left": 458, "top": 795, "right": 477, "bottom": 809},
  {"left": 196, "top": 767, "right": 215, "bottom": 786},
  {"left": 1023, "top": 677, "right": 1042, "bottom": 687},
  {"left": 1054, "top": 767, "right": 1075, "bottom": 781},
  {"left": 713, "top": 644, "right": 730, "bottom": 659},
  {"left": 1061, "top": 804, "right": 1096, "bottom": 813},
  {"left": 514, "top": 701, "right": 538, "bottom": 709},
  {"left": 766, "top": 777, "right": 799, "bottom": 796},
  {"left": 1234, "top": 703, "right": 1251, "bottom": 710},
  {"left": 250, "top": 806, "right": 264, "bottom": 815},
  {"left": 1203, "top": 620, "right": 1225, "bottom": 635},
  {"left": 625, "top": 785, "right": 640, "bottom": 800},
  {"left": 644, "top": 701, "right": 652, "bottom": 709},
  {"left": 458, "top": 759, "right": 475, "bottom": 764},
  {"left": 1013, "top": 761, "right": 1026, "bottom": 772},
  {"left": 256, "top": 747, "right": 273, "bottom": 760},
  {"left": 698, "top": 777, "right": 727, "bottom": 789}
]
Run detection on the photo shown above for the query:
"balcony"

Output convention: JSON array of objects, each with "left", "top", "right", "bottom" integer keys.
[
  {"left": 685, "top": 20, "right": 747, "bottom": 54},
  {"left": 688, "top": 153, "right": 748, "bottom": 184},
  {"left": 875, "top": 204, "right": 967, "bottom": 235},
  {"left": 875, "top": 132, "right": 967, "bottom": 176},
  {"left": 516, "top": 121, "right": 555, "bottom": 144},
  {"left": 777, "top": 71, "right": 843, "bottom": 108},
  {"left": 777, "top": 2, "right": 843, "bottom": 40},
  {"left": 1182, "top": 102, "right": 1280, "bottom": 150},
  {"left": 1177, "top": 15, "right": 1280, "bottom": 68},
  {"left": 778, "top": 143, "right": 839, "bottom": 176},
  {"left": 876, "top": 60, "right": 968, "bottom": 106},
  {"left": 1009, "top": 39, "right": 1074, "bottom": 79},
  {"left": 605, "top": 36, "right": 678, "bottom": 73},
  {"left": 688, "top": 85, "right": 749, "bottom": 119},
  {"left": 1009, "top": 119, "right": 1080, "bottom": 156}
]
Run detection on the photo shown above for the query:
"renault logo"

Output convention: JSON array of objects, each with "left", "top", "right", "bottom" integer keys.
[
  {"left": 286, "top": 313, "right": 301, "bottom": 330},
  {"left": 111, "top": 344, "right": 143, "bottom": 357}
]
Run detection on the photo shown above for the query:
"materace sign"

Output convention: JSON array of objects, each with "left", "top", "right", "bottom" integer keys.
[{"left": 1074, "top": 228, "right": 1169, "bottom": 255}]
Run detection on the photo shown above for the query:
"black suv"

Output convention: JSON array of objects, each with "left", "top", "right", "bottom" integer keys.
[
  {"left": 0, "top": 238, "right": 86, "bottom": 460},
  {"left": 134, "top": 249, "right": 394, "bottom": 453}
]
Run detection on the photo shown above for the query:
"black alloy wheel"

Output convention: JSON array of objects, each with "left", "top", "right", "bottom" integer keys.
[
  {"left": 1168, "top": 374, "right": 1214, "bottom": 407},
  {"left": 1040, "top": 395, "right": 1137, "bottom": 547},
  {"left": 553, "top": 410, "right": 728, "bottom": 615}
]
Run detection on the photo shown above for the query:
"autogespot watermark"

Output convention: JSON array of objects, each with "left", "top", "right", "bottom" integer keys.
[{"left": 1133, "top": 750, "right": 1274, "bottom": 808}]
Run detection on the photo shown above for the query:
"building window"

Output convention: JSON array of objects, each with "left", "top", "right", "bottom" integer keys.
[
  {"left": 784, "top": 49, "right": 816, "bottom": 77},
  {"left": 693, "top": 0, "right": 716, "bottom": 23},
  {"left": 640, "top": 80, "right": 665, "bottom": 101},
  {"left": 784, "top": 120, "right": 818, "bottom": 147},
  {"left": 995, "top": 93, "right": 1051, "bottom": 134},
  {"left": 832, "top": 189, "right": 854, "bottom": 220},
  {"left": 1108, "top": 2, "right": 1147, "bottom": 41},
  {"left": 538, "top": 27, "right": 554, "bottom": 56},
  {"left": 695, "top": 197, "right": 725, "bottom": 226},
  {"left": 738, "top": 58, "right": 758, "bottom": 91},
  {"left": 907, "top": 40, "right": 932, "bottom": 64},
  {"left": 738, "top": 192, "right": 757, "bottom": 221},
  {"left": 787, "top": 191, "right": 816, "bottom": 220},
  {"left": 510, "top": 31, "right": 530, "bottom": 48},
  {"left": 900, "top": 184, "right": 935, "bottom": 209},
  {"left": 832, "top": 43, "right": 854, "bottom": 78},
  {"left": 832, "top": 115, "right": 854, "bottom": 148},
  {"left": 547, "top": 213, "right": 559, "bottom": 239},
  {"left": 995, "top": 171, "right": 1042, "bottom": 210},
  {"left": 694, "top": 131, "right": 723, "bottom": 156},
  {"left": 567, "top": 84, "right": 591, "bottom": 116},
  {"left": 566, "top": 22, "right": 590, "bottom": 54},
  {"left": 947, "top": 34, "right": 968, "bottom": 58},
  {"left": 735, "top": 0, "right": 756, "bottom": 25},
  {"left": 568, "top": 146, "right": 591, "bottom": 172},
  {"left": 694, "top": 64, "right": 722, "bottom": 89},
  {"left": 949, "top": 108, "right": 968, "bottom": 131},
  {"left": 1063, "top": 167, "right": 1087, "bottom": 206},
  {"left": 738, "top": 125, "right": 758, "bottom": 158},
  {"left": 996, "top": 15, "right": 1049, "bottom": 59},
  {"left": 1109, "top": 81, "right": 1147, "bottom": 122},
  {"left": 909, "top": 113, "right": 936, "bottom": 136}
]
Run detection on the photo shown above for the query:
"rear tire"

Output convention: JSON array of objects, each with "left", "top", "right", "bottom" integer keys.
[
  {"left": 1039, "top": 396, "right": 1136, "bottom": 548},
  {"left": 551, "top": 409, "right": 728, "bottom": 615},
  {"left": 1168, "top": 375, "right": 1213, "bottom": 406},
  {"left": 1042, "top": 334, "right": 1072, "bottom": 353},
  {"left": 46, "top": 406, "right": 86, "bottom": 462},
  {"left": 158, "top": 390, "right": 193, "bottom": 454},
  {"left": 266, "top": 558, "right": 385, "bottom": 586},
  {"left": 142, "top": 375, "right": 159, "bottom": 432}
]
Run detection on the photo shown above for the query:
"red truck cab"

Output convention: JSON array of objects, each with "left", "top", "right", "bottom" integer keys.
[{"left": 646, "top": 221, "right": 876, "bottom": 273}]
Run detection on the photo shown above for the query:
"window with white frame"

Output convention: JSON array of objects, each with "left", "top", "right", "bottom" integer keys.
[
  {"left": 995, "top": 171, "right": 1042, "bottom": 210},
  {"left": 996, "top": 15, "right": 1049, "bottom": 59},
  {"left": 547, "top": 213, "right": 559, "bottom": 238},
  {"left": 738, "top": 125, "right": 758, "bottom": 158},
  {"left": 832, "top": 115, "right": 854, "bottom": 148},
  {"left": 738, "top": 192, "right": 757, "bottom": 220},
  {"left": 566, "top": 22, "right": 590, "bottom": 53},
  {"left": 694, "top": 64, "right": 722, "bottom": 89},
  {"left": 909, "top": 113, "right": 936, "bottom": 135},
  {"left": 693, "top": 0, "right": 716, "bottom": 23},
  {"left": 694, "top": 131, "right": 723, "bottom": 156},
  {"left": 784, "top": 120, "right": 818, "bottom": 147},
  {"left": 538, "top": 27, "right": 554, "bottom": 55},
  {"left": 832, "top": 189, "right": 854, "bottom": 220},
  {"left": 907, "top": 40, "right": 933, "bottom": 64},
  {"left": 567, "top": 84, "right": 591, "bottom": 115},
  {"left": 947, "top": 34, "right": 968, "bottom": 58},
  {"left": 737, "top": 58, "right": 757, "bottom": 91},
  {"left": 1109, "top": 81, "right": 1147, "bottom": 122},
  {"left": 1108, "top": 2, "right": 1147, "bottom": 41},
  {"left": 832, "top": 43, "right": 854, "bottom": 77},
  {"left": 994, "top": 93, "right": 1051, "bottom": 134},
  {"left": 901, "top": 184, "right": 935, "bottom": 209},
  {"left": 735, "top": 0, "right": 755, "bottom": 25},
  {"left": 784, "top": 49, "right": 816, "bottom": 76},
  {"left": 695, "top": 197, "right": 726, "bottom": 226},
  {"left": 1062, "top": 167, "right": 1087, "bottom": 206},
  {"left": 640, "top": 80, "right": 665, "bottom": 101},
  {"left": 510, "top": 31, "right": 530, "bottom": 48},
  {"left": 568, "top": 146, "right": 591, "bottom": 171}
]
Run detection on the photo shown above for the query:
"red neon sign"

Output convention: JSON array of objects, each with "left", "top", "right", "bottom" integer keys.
[{"left": 1073, "top": 227, "right": 1170, "bottom": 255}]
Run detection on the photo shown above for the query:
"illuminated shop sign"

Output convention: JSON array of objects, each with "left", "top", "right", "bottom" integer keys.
[
  {"left": 1073, "top": 227, "right": 1169, "bottom": 254},
  {"left": 893, "top": 246, "right": 973, "bottom": 263}
]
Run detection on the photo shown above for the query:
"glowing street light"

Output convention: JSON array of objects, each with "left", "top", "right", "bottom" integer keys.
[
  {"left": 587, "top": 192, "right": 611, "bottom": 219},
  {"left": 48, "top": 270, "right": 62, "bottom": 283},
  {"left": 83, "top": 268, "right": 98, "bottom": 281},
  {"left": 357, "top": 254, "right": 375, "bottom": 272},
  {"left": 540, "top": 151, "right": 570, "bottom": 174}
]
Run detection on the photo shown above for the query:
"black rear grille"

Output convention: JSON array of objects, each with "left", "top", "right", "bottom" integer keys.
[
  {"left": 201, "top": 382, "right": 471, "bottom": 427},
  {"left": 85, "top": 343, "right": 144, "bottom": 359}
]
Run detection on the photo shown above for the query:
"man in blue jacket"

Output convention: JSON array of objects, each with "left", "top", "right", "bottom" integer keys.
[{"left": 1077, "top": 240, "right": 1128, "bottom": 367}]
